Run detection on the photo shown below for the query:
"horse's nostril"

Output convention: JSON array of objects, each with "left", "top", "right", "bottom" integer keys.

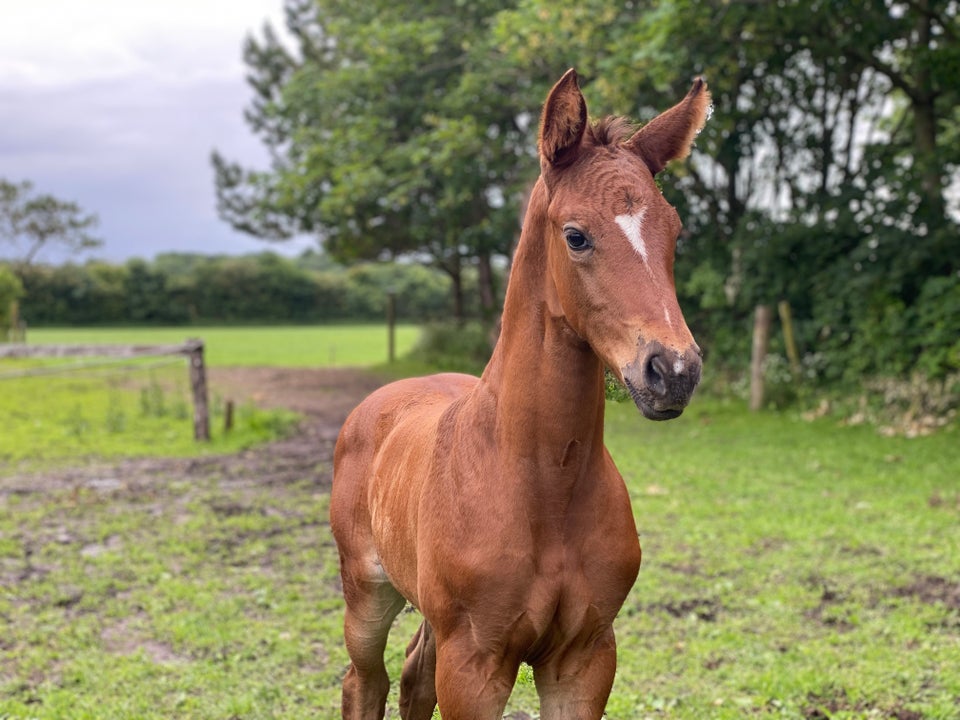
[{"left": 643, "top": 354, "right": 669, "bottom": 397}]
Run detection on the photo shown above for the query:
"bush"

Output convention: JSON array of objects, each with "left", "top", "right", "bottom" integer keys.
[
  {"left": 15, "top": 253, "right": 460, "bottom": 326},
  {"left": 914, "top": 274, "right": 960, "bottom": 379},
  {"left": 0, "top": 264, "right": 24, "bottom": 338},
  {"left": 408, "top": 322, "right": 493, "bottom": 374}
]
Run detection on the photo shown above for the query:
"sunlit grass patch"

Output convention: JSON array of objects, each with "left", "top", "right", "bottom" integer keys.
[
  {"left": 0, "top": 362, "right": 297, "bottom": 468},
  {"left": 1, "top": 324, "right": 420, "bottom": 467},
  {"left": 24, "top": 324, "right": 421, "bottom": 368}
]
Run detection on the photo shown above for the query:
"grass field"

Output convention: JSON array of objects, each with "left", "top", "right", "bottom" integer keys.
[
  {"left": 24, "top": 324, "right": 421, "bottom": 368},
  {"left": 0, "top": 325, "right": 419, "bottom": 466},
  {"left": 2, "top": 326, "right": 958, "bottom": 718},
  {"left": 1, "top": 375, "right": 958, "bottom": 718}
]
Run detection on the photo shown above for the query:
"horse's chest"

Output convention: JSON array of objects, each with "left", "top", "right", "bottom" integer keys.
[{"left": 536, "top": 539, "right": 638, "bottom": 622}]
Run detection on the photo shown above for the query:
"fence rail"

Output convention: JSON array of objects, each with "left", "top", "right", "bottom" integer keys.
[{"left": 0, "top": 339, "right": 210, "bottom": 441}]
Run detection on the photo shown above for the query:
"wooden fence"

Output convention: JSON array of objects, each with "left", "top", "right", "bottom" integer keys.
[{"left": 0, "top": 339, "right": 210, "bottom": 441}]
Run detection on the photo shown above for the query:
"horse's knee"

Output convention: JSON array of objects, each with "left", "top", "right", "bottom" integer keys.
[
  {"left": 533, "top": 631, "right": 617, "bottom": 720},
  {"left": 433, "top": 641, "right": 518, "bottom": 720}
]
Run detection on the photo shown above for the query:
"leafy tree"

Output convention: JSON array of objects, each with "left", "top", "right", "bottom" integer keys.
[
  {"left": 0, "top": 179, "right": 102, "bottom": 267},
  {"left": 215, "top": 0, "right": 957, "bottom": 382},
  {"left": 500, "top": 0, "right": 960, "bottom": 381},
  {"left": 213, "top": 0, "right": 524, "bottom": 322}
]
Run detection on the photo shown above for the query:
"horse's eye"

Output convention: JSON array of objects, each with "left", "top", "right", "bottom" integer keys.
[{"left": 564, "top": 228, "right": 590, "bottom": 252}]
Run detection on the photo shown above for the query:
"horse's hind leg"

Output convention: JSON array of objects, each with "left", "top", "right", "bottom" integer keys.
[
  {"left": 399, "top": 620, "right": 437, "bottom": 720},
  {"left": 339, "top": 553, "right": 406, "bottom": 720}
]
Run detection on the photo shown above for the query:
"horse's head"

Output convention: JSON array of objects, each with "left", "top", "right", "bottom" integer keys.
[{"left": 537, "top": 69, "right": 710, "bottom": 420}]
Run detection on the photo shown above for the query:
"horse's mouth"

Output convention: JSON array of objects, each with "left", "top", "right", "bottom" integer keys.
[{"left": 624, "top": 378, "right": 685, "bottom": 421}]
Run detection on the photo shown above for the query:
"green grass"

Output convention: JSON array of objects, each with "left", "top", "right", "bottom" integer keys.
[
  {"left": 25, "top": 324, "right": 421, "bottom": 368},
  {"left": 601, "top": 398, "right": 960, "bottom": 719},
  {"left": 0, "top": 325, "right": 419, "bottom": 467},
  {"left": 0, "top": 367, "right": 298, "bottom": 466},
  {"left": 1, "top": 386, "right": 957, "bottom": 718}
]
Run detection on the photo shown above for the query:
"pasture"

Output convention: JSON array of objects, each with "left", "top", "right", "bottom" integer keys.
[
  {"left": 23, "top": 324, "right": 421, "bottom": 368},
  {"left": 0, "top": 325, "right": 419, "bottom": 466},
  {"left": 0, "top": 326, "right": 958, "bottom": 719}
]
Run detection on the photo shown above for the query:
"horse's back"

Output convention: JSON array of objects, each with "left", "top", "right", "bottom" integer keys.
[
  {"left": 330, "top": 373, "right": 478, "bottom": 583},
  {"left": 334, "top": 372, "right": 478, "bottom": 467}
]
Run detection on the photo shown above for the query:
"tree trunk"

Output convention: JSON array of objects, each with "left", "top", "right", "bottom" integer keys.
[
  {"left": 912, "top": 4, "right": 944, "bottom": 223},
  {"left": 449, "top": 259, "right": 464, "bottom": 326}
]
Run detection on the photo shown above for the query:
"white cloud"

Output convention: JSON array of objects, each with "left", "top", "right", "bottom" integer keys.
[
  {"left": 0, "top": 0, "right": 283, "bottom": 86},
  {"left": 0, "top": 0, "right": 310, "bottom": 262}
]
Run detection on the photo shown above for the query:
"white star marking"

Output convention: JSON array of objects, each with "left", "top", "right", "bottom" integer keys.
[{"left": 614, "top": 209, "right": 648, "bottom": 264}]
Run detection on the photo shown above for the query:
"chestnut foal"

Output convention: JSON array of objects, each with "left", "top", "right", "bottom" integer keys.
[{"left": 331, "top": 69, "right": 711, "bottom": 719}]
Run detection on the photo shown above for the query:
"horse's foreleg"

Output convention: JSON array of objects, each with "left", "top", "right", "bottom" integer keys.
[
  {"left": 433, "top": 637, "right": 519, "bottom": 720},
  {"left": 533, "top": 626, "right": 618, "bottom": 720},
  {"left": 339, "top": 555, "right": 406, "bottom": 720},
  {"left": 398, "top": 620, "right": 438, "bottom": 720}
]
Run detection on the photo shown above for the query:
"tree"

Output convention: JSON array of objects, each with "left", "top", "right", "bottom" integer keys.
[
  {"left": 216, "top": 0, "right": 958, "bottom": 379},
  {"left": 0, "top": 179, "right": 102, "bottom": 267},
  {"left": 560, "top": 0, "right": 958, "bottom": 380},
  {"left": 213, "top": 0, "right": 526, "bottom": 323}
]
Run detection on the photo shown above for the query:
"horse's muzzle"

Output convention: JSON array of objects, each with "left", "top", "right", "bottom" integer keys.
[{"left": 622, "top": 341, "right": 702, "bottom": 421}]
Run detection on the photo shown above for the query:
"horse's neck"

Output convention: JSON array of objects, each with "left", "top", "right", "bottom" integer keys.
[{"left": 477, "top": 182, "right": 607, "bottom": 477}]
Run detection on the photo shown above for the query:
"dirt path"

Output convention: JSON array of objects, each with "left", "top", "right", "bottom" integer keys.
[{"left": 0, "top": 367, "right": 385, "bottom": 495}]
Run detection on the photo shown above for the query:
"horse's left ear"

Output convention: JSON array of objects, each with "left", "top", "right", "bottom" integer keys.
[
  {"left": 625, "top": 78, "right": 711, "bottom": 175},
  {"left": 538, "top": 68, "right": 588, "bottom": 172}
]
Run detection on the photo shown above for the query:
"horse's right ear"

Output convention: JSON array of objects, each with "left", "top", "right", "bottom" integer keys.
[{"left": 538, "top": 68, "right": 588, "bottom": 172}]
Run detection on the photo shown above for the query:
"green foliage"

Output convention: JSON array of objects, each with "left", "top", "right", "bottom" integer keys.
[
  {"left": 408, "top": 322, "right": 493, "bottom": 375},
  {"left": 16, "top": 252, "right": 469, "bottom": 326},
  {"left": 214, "top": 0, "right": 525, "bottom": 320},
  {"left": 0, "top": 264, "right": 24, "bottom": 335},
  {"left": 604, "top": 369, "right": 632, "bottom": 403},
  {"left": 915, "top": 274, "right": 960, "bottom": 378},
  {"left": 211, "top": 0, "right": 959, "bottom": 391}
]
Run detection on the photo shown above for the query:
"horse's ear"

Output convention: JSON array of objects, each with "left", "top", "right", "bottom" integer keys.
[
  {"left": 538, "top": 68, "right": 588, "bottom": 171},
  {"left": 625, "top": 78, "right": 711, "bottom": 175}
]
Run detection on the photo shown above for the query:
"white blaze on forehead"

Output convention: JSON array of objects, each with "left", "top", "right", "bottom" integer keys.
[{"left": 614, "top": 209, "right": 648, "bottom": 264}]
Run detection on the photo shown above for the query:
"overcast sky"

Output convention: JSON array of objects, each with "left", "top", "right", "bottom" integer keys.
[{"left": 0, "top": 0, "right": 314, "bottom": 264}]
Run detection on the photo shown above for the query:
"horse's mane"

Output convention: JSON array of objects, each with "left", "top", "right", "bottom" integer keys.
[{"left": 585, "top": 116, "right": 636, "bottom": 147}]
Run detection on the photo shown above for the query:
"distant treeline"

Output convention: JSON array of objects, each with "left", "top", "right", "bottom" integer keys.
[{"left": 11, "top": 251, "right": 485, "bottom": 326}]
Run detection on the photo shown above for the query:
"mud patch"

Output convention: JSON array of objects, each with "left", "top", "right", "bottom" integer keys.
[
  {"left": 804, "top": 585, "right": 857, "bottom": 633},
  {"left": 802, "top": 689, "right": 924, "bottom": 719},
  {"left": 648, "top": 597, "right": 720, "bottom": 622},
  {"left": 893, "top": 575, "right": 960, "bottom": 610},
  {"left": 101, "top": 618, "right": 187, "bottom": 665},
  {"left": 0, "top": 367, "right": 385, "bottom": 496}
]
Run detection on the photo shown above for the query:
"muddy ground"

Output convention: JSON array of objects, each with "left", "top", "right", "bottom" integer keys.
[{"left": 1, "top": 367, "right": 385, "bottom": 495}]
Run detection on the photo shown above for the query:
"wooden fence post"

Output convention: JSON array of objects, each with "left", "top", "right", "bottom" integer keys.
[
  {"left": 186, "top": 339, "right": 210, "bottom": 441},
  {"left": 777, "top": 300, "right": 801, "bottom": 377},
  {"left": 0, "top": 339, "right": 211, "bottom": 442},
  {"left": 386, "top": 288, "right": 397, "bottom": 364},
  {"left": 750, "top": 304, "right": 773, "bottom": 411},
  {"left": 224, "top": 400, "right": 234, "bottom": 433}
]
